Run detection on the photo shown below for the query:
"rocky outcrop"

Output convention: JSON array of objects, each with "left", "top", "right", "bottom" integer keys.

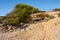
[
  {"left": 0, "top": 11, "right": 60, "bottom": 40},
  {"left": 0, "top": 17, "right": 60, "bottom": 40}
]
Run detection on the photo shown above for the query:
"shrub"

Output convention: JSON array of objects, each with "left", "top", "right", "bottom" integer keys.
[
  {"left": 19, "top": 11, "right": 31, "bottom": 23},
  {"left": 5, "top": 4, "right": 40, "bottom": 26},
  {"left": 53, "top": 8, "right": 60, "bottom": 11},
  {"left": 8, "top": 17, "right": 20, "bottom": 26},
  {"left": 36, "top": 13, "right": 49, "bottom": 18},
  {"left": 58, "top": 13, "right": 60, "bottom": 17}
]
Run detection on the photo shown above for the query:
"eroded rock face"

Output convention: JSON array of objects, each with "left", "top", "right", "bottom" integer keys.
[
  {"left": 0, "top": 17, "right": 60, "bottom": 40},
  {"left": 43, "top": 17, "right": 60, "bottom": 40}
]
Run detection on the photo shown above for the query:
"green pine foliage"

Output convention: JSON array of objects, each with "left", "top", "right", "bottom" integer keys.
[{"left": 5, "top": 4, "right": 40, "bottom": 26}]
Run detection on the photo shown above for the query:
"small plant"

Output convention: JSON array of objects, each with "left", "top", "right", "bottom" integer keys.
[
  {"left": 29, "top": 28, "right": 32, "bottom": 30},
  {"left": 58, "top": 13, "right": 60, "bottom": 17}
]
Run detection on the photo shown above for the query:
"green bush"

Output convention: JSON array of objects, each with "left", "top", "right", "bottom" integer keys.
[
  {"left": 18, "top": 9, "right": 31, "bottom": 23},
  {"left": 8, "top": 17, "right": 20, "bottom": 26},
  {"left": 14, "top": 4, "right": 40, "bottom": 14},
  {"left": 5, "top": 4, "right": 40, "bottom": 26}
]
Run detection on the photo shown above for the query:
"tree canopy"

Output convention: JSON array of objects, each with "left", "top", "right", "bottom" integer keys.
[{"left": 5, "top": 4, "right": 40, "bottom": 26}]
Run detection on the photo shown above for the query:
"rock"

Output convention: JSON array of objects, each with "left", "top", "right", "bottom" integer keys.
[
  {"left": 0, "top": 11, "right": 60, "bottom": 40},
  {"left": 0, "top": 24, "right": 3, "bottom": 27}
]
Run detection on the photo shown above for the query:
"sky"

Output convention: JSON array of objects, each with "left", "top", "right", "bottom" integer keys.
[{"left": 0, "top": 0, "right": 60, "bottom": 16}]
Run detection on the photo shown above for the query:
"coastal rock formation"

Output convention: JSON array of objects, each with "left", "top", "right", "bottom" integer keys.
[{"left": 0, "top": 17, "right": 60, "bottom": 40}]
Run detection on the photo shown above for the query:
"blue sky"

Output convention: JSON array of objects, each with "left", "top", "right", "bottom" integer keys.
[{"left": 0, "top": 0, "right": 60, "bottom": 16}]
